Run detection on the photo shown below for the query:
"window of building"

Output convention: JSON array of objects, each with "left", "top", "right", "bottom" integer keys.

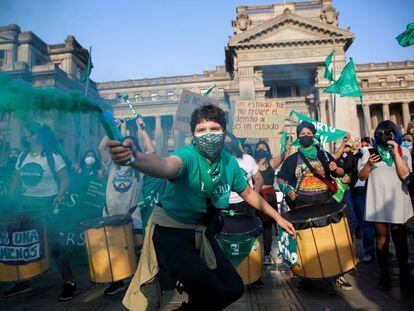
[
  {"left": 361, "top": 78, "right": 368, "bottom": 83},
  {"left": 276, "top": 86, "right": 291, "bottom": 98},
  {"left": 379, "top": 77, "right": 386, "bottom": 83},
  {"left": 134, "top": 93, "right": 141, "bottom": 100},
  {"left": 0, "top": 50, "right": 5, "bottom": 67},
  {"left": 151, "top": 93, "right": 158, "bottom": 100},
  {"left": 397, "top": 76, "right": 405, "bottom": 82},
  {"left": 76, "top": 67, "right": 81, "bottom": 80},
  {"left": 167, "top": 90, "right": 174, "bottom": 97}
]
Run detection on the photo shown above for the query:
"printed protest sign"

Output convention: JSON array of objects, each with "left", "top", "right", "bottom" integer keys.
[
  {"left": 277, "top": 226, "right": 299, "bottom": 267},
  {"left": 233, "top": 100, "right": 287, "bottom": 138},
  {"left": 173, "top": 90, "right": 220, "bottom": 133},
  {"left": 0, "top": 223, "right": 45, "bottom": 265}
]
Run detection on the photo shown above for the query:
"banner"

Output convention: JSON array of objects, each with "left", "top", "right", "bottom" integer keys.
[
  {"left": 290, "top": 111, "right": 346, "bottom": 144},
  {"left": 233, "top": 100, "right": 287, "bottom": 138},
  {"left": 83, "top": 177, "right": 107, "bottom": 210},
  {"left": 0, "top": 223, "right": 46, "bottom": 265},
  {"left": 277, "top": 226, "right": 299, "bottom": 267},
  {"left": 173, "top": 90, "right": 220, "bottom": 133}
]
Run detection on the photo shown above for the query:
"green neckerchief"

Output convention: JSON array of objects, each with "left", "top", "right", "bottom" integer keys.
[
  {"left": 377, "top": 145, "right": 394, "bottom": 166},
  {"left": 298, "top": 146, "right": 318, "bottom": 160},
  {"left": 194, "top": 146, "right": 223, "bottom": 197}
]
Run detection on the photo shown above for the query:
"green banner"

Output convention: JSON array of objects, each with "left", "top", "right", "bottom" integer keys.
[
  {"left": 277, "top": 226, "right": 299, "bottom": 267},
  {"left": 217, "top": 234, "right": 256, "bottom": 266},
  {"left": 290, "top": 111, "right": 346, "bottom": 144}
]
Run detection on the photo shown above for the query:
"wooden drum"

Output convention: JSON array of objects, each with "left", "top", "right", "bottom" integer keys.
[
  {"left": 283, "top": 203, "right": 358, "bottom": 279},
  {"left": 218, "top": 214, "right": 263, "bottom": 285},
  {"left": 82, "top": 215, "right": 137, "bottom": 283},
  {"left": 0, "top": 213, "right": 50, "bottom": 282}
]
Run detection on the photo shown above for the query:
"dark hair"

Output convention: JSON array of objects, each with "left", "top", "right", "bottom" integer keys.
[
  {"left": 242, "top": 144, "right": 253, "bottom": 156},
  {"left": 80, "top": 149, "right": 102, "bottom": 174},
  {"left": 190, "top": 104, "right": 226, "bottom": 133},
  {"left": 374, "top": 120, "right": 402, "bottom": 146},
  {"left": 225, "top": 132, "right": 243, "bottom": 159},
  {"left": 361, "top": 136, "right": 372, "bottom": 145},
  {"left": 254, "top": 140, "right": 272, "bottom": 162},
  {"left": 18, "top": 122, "right": 66, "bottom": 183},
  {"left": 297, "top": 121, "right": 316, "bottom": 136}
]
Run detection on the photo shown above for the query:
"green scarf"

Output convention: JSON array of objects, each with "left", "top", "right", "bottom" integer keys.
[
  {"left": 194, "top": 146, "right": 223, "bottom": 197},
  {"left": 298, "top": 146, "right": 318, "bottom": 160},
  {"left": 377, "top": 145, "right": 394, "bottom": 166}
]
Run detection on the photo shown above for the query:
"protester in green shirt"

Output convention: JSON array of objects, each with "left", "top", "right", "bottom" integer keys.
[{"left": 107, "top": 104, "right": 295, "bottom": 311}]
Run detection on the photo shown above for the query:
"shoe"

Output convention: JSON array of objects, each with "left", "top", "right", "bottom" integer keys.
[
  {"left": 104, "top": 280, "right": 126, "bottom": 296},
  {"left": 264, "top": 255, "right": 272, "bottom": 265},
  {"left": 58, "top": 281, "right": 77, "bottom": 301},
  {"left": 362, "top": 254, "right": 374, "bottom": 263},
  {"left": 251, "top": 279, "right": 264, "bottom": 289},
  {"left": 378, "top": 274, "right": 391, "bottom": 290},
  {"left": 335, "top": 276, "right": 353, "bottom": 291},
  {"left": 2, "top": 281, "right": 32, "bottom": 297}
]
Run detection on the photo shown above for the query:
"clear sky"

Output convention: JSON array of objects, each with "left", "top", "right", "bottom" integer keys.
[{"left": 1, "top": 0, "right": 413, "bottom": 82}]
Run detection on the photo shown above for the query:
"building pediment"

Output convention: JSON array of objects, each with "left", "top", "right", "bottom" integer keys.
[{"left": 228, "top": 11, "right": 354, "bottom": 48}]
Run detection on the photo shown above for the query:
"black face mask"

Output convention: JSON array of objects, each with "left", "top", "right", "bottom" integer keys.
[
  {"left": 255, "top": 149, "right": 268, "bottom": 160},
  {"left": 299, "top": 136, "right": 314, "bottom": 148},
  {"left": 378, "top": 134, "right": 394, "bottom": 147}
]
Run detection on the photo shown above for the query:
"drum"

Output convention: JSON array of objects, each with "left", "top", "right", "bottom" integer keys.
[
  {"left": 82, "top": 215, "right": 137, "bottom": 283},
  {"left": 218, "top": 214, "right": 263, "bottom": 285},
  {"left": 283, "top": 203, "right": 357, "bottom": 279},
  {"left": 0, "top": 213, "right": 50, "bottom": 282}
]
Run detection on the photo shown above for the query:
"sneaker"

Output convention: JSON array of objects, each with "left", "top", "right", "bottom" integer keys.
[
  {"left": 104, "top": 280, "right": 126, "bottom": 296},
  {"left": 251, "top": 278, "right": 265, "bottom": 289},
  {"left": 2, "top": 281, "right": 32, "bottom": 297},
  {"left": 58, "top": 281, "right": 77, "bottom": 301},
  {"left": 264, "top": 255, "right": 272, "bottom": 265},
  {"left": 335, "top": 276, "right": 353, "bottom": 291},
  {"left": 362, "top": 254, "right": 374, "bottom": 263}
]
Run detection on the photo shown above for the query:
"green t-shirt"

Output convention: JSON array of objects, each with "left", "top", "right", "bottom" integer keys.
[{"left": 160, "top": 145, "right": 248, "bottom": 224}]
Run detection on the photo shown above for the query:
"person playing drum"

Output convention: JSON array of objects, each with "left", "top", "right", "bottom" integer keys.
[
  {"left": 276, "top": 121, "right": 353, "bottom": 291},
  {"left": 106, "top": 104, "right": 295, "bottom": 311}
]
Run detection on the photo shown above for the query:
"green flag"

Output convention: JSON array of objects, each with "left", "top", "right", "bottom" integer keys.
[
  {"left": 324, "top": 58, "right": 362, "bottom": 97},
  {"left": 324, "top": 51, "right": 335, "bottom": 81},
  {"left": 279, "top": 130, "right": 288, "bottom": 154},
  {"left": 290, "top": 111, "right": 346, "bottom": 144},
  {"left": 396, "top": 22, "right": 414, "bottom": 47},
  {"left": 203, "top": 83, "right": 217, "bottom": 97},
  {"left": 81, "top": 52, "right": 93, "bottom": 82}
]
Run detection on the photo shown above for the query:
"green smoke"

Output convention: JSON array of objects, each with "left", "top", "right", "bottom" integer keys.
[{"left": 0, "top": 73, "right": 102, "bottom": 118}]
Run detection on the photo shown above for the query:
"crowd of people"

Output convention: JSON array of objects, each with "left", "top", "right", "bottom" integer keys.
[{"left": 0, "top": 104, "right": 413, "bottom": 310}]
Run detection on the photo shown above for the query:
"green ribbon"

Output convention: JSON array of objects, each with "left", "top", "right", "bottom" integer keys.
[
  {"left": 377, "top": 145, "right": 394, "bottom": 166},
  {"left": 194, "top": 146, "right": 223, "bottom": 197}
]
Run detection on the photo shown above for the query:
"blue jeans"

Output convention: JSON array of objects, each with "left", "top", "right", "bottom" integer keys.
[
  {"left": 344, "top": 189, "right": 358, "bottom": 233},
  {"left": 351, "top": 187, "right": 375, "bottom": 256}
]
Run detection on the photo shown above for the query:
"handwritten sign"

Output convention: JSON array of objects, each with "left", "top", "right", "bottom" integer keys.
[
  {"left": 173, "top": 90, "right": 219, "bottom": 133},
  {"left": 0, "top": 224, "right": 45, "bottom": 265},
  {"left": 233, "top": 100, "right": 287, "bottom": 138},
  {"left": 84, "top": 177, "right": 107, "bottom": 210}
]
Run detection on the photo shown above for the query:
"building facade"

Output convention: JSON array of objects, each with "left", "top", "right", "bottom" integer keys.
[
  {"left": 0, "top": 24, "right": 108, "bottom": 164},
  {"left": 98, "top": 0, "right": 414, "bottom": 155}
]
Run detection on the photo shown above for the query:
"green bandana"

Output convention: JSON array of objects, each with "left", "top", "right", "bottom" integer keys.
[
  {"left": 192, "top": 132, "right": 225, "bottom": 161},
  {"left": 277, "top": 226, "right": 299, "bottom": 267},
  {"left": 194, "top": 146, "right": 223, "bottom": 197},
  {"left": 377, "top": 145, "right": 394, "bottom": 166},
  {"left": 298, "top": 146, "right": 318, "bottom": 160}
]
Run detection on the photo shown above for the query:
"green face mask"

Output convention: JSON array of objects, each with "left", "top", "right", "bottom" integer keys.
[{"left": 192, "top": 132, "right": 225, "bottom": 161}]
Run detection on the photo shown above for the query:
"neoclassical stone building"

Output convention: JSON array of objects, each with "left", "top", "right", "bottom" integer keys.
[
  {"left": 97, "top": 0, "right": 414, "bottom": 155},
  {"left": 0, "top": 24, "right": 108, "bottom": 163}
]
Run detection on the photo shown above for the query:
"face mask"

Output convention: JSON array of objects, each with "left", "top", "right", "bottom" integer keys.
[
  {"left": 192, "top": 132, "right": 224, "bottom": 161},
  {"left": 84, "top": 156, "right": 96, "bottom": 166},
  {"left": 402, "top": 141, "right": 412, "bottom": 149},
  {"left": 299, "top": 135, "right": 314, "bottom": 148},
  {"left": 360, "top": 147, "right": 368, "bottom": 154},
  {"left": 255, "top": 149, "right": 268, "bottom": 160},
  {"left": 377, "top": 133, "right": 394, "bottom": 147}
]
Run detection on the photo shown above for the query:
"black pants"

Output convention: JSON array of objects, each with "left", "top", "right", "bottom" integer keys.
[{"left": 153, "top": 224, "right": 244, "bottom": 311}]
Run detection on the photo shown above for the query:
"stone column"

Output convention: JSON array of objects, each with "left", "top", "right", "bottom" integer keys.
[
  {"left": 173, "top": 130, "right": 185, "bottom": 150},
  {"left": 362, "top": 104, "right": 372, "bottom": 137},
  {"left": 318, "top": 98, "right": 328, "bottom": 125},
  {"left": 382, "top": 103, "right": 390, "bottom": 120},
  {"left": 161, "top": 116, "right": 171, "bottom": 157},
  {"left": 402, "top": 102, "right": 410, "bottom": 130},
  {"left": 155, "top": 116, "right": 163, "bottom": 155},
  {"left": 238, "top": 66, "right": 255, "bottom": 100},
  {"left": 9, "top": 113, "right": 21, "bottom": 148}
]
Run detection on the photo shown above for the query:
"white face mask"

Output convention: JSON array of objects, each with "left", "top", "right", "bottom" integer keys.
[
  {"left": 360, "top": 147, "right": 368, "bottom": 154},
  {"left": 84, "top": 156, "right": 96, "bottom": 166}
]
